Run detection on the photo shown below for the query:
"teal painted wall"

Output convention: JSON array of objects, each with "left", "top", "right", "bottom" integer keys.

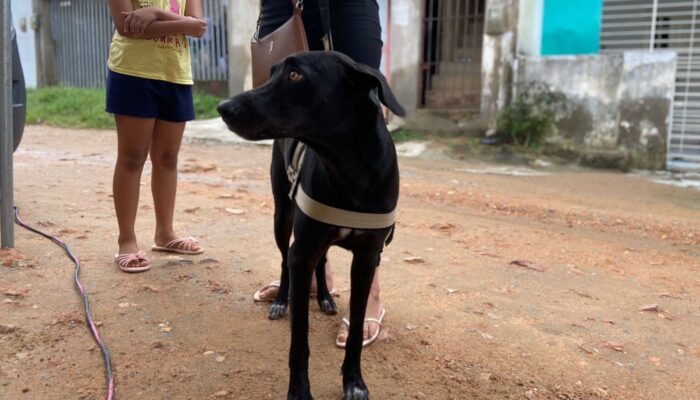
[{"left": 541, "top": 0, "right": 603, "bottom": 55}]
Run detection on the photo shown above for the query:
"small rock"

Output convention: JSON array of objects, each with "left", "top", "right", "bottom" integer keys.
[
  {"left": 216, "top": 355, "right": 226, "bottom": 363},
  {"left": 213, "top": 391, "right": 228, "bottom": 398},
  {"left": 0, "top": 324, "right": 18, "bottom": 334},
  {"left": 480, "top": 332, "right": 494, "bottom": 340},
  {"left": 224, "top": 208, "right": 245, "bottom": 215},
  {"left": 203, "top": 351, "right": 215, "bottom": 356},
  {"left": 403, "top": 256, "right": 424, "bottom": 264},
  {"left": 430, "top": 223, "right": 455, "bottom": 231},
  {"left": 639, "top": 304, "right": 661, "bottom": 312},
  {"left": 405, "top": 323, "right": 417, "bottom": 331},
  {"left": 142, "top": 285, "right": 161, "bottom": 293},
  {"left": 198, "top": 258, "right": 220, "bottom": 265},
  {"left": 161, "top": 326, "right": 172, "bottom": 333},
  {"left": 151, "top": 341, "right": 164, "bottom": 349},
  {"left": 118, "top": 302, "right": 130, "bottom": 308},
  {"left": 184, "top": 207, "right": 200, "bottom": 214},
  {"left": 4, "top": 289, "right": 28, "bottom": 298},
  {"left": 446, "top": 288, "right": 458, "bottom": 295}
]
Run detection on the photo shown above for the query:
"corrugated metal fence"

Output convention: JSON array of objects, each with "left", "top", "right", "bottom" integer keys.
[
  {"left": 601, "top": 0, "right": 700, "bottom": 170},
  {"left": 50, "top": 0, "right": 228, "bottom": 88}
]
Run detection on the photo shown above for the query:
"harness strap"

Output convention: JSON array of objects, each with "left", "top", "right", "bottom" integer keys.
[
  {"left": 287, "top": 142, "right": 306, "bottom": 200},
  {"left": 295, "top": 186, "right": 397, "bottom": 230},
  {"left": 286, "top": 142, "right": 397, "bottom": 230}
]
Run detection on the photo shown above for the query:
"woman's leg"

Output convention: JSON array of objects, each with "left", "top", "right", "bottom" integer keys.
[
  {"left": 113, "top": 114, "right": 155, "bottom": 264},
  {"left": 149, "top": 119, "right": 202, "bottom": 252},
  {"left": 331, "top": 0, "right": 385, "bottom": 346},
  {"left": 336, "top": 268, "right": 382, "bottom": 345}
]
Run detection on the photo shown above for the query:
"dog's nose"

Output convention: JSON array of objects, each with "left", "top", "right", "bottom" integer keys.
[{"left": 216, "top": 100, "right": 230, "bottom": 118}]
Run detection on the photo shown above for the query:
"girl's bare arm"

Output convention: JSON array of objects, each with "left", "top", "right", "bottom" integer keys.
[{"left": 108, "top": 0, "right": 206, "bottom": 38}]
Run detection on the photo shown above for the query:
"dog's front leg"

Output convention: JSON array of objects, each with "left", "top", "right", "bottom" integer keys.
[
  {"left": 342, "top": 250, "right": 381, "bottom": 400},
  {"left": 286, "top": 242, "right": 322, "bottom": 400}
]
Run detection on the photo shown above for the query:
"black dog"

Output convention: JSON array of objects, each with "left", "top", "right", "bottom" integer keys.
[{"left": 217, "top": 51, "right": 405, "bottom": 400}]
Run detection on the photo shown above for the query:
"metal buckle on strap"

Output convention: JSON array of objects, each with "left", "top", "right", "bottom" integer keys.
[{"left": 287, "top": 165, "right": 300, "bottom": 200}]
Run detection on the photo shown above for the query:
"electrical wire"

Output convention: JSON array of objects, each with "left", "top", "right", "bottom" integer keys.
[{"left": 13, "top": 207, "right": 114, "bottom": 400}]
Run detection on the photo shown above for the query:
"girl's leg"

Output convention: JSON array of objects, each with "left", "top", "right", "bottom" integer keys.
[
  {"left": 149, "top": 119, "right": 202, "bottom": 252},
  {"left": 113, "top": 114, "right": 155, "bottom": 261}
]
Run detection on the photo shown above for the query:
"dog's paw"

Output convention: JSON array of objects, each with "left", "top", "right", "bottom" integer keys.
[
  {"left": 268, "top": 302, "right": 288, "bottom": 320},
  {"left": 317, "top": 295, "right": 338, "bottom": 315},
  {"left": 343, "top": 384, "right": 369, "bottom": 400}
]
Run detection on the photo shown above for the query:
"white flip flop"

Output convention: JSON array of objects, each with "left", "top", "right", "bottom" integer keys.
[{"left": 336, "top": 308, "right": 386, "bottom": 349}]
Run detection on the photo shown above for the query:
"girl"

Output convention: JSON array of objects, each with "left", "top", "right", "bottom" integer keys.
[{"left": 107, "top": 0, "right": 207, "bottom": 272}]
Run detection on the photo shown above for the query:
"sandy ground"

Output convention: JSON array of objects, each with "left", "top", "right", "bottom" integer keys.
[{"left": 1, "top": 125, "right": 700, "bottom": 400}]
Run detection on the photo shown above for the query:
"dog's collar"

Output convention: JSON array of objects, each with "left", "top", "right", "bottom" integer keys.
[{"left": 287, "top": 142, "right": 397, "bottom": 230}]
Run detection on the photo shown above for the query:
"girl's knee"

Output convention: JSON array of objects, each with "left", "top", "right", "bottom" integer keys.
[
  {"left": 152, "top": 150, "right": 179, "bottom": 171},
  {"left": 117, "top": 149, "right": 149, "bottom": 173}
]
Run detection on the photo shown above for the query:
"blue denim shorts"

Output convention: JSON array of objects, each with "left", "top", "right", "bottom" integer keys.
[{"left": 105, "top": 70, "right": 195, "bottom": 122}]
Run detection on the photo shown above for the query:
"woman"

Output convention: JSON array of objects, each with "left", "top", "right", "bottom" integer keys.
[
  {"left": 252, "top": 0, "right": 386, "bottom": 348},
  {"left": 106, "top": 0, "right": 207, "bottom": 272}
]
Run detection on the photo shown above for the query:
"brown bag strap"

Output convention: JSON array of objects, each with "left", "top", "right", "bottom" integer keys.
[{"left": 253, "top": 0, "right": 304, "bottom": 41}]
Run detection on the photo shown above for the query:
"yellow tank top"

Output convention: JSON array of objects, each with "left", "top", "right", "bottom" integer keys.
[{"left": 108, "top": 0, "right": 192, "bottom": 85}]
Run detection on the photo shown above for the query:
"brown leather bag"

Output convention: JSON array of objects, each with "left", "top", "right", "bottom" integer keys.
[{"left": 251, "top": 0, "right": 309, "bottom": 88}]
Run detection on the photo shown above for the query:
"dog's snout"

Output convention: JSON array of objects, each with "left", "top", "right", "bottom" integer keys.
[{"left": 216, "top": 100, "right": 231, "bottom": 118}]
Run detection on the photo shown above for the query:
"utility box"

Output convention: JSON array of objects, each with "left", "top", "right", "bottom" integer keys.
[{"left": 485, "top": 1, "right": 507, "bottom": 35}]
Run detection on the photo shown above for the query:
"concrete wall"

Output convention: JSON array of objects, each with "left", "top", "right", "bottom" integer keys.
[
  {"left": 481, "top": 0, "right": 519, "bottom": 134},
  {"left": 387, "top": 0, "right": 422, "bottom": 116},
  {"left": 227, "top": 0, "right": 258, "bottom": 96},
  {"left": 226, "top": 0, "right": 422, "bottom": 116},
  {"left": 517, "top": 0, "right": 543, "bottom": 57},
  {"left": 516, "top": 51, "right": 676, "bottom": 169}
]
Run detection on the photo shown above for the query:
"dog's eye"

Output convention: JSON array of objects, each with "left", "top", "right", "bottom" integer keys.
[{"left": 289, "top": 70, "right": 303, "bottom": 82}]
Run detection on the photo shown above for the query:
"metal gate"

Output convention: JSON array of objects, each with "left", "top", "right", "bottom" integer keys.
[
  {"left": 421, "top": 0, "right": 485, "bottom": 109},
  {"left": 601, "top": 0, "right": 700, "bottom": 170},
  {"left": 50, "top": 0, "right": 228, "bottom": 88}
]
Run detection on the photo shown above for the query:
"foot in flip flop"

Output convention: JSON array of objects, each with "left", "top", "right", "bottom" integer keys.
[
  {"left": 152, "top": 236, "right": 203, "bottom": 255},
  {"left": 115, "top": 250, "right": 151, "bottom": 273},
  {"left": 336, "top": 301, "right": 385, "bottom": 348}
]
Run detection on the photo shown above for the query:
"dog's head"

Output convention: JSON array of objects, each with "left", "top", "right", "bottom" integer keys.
[{"left": 217, "top": 51, "right": 405, "bottom": 141}]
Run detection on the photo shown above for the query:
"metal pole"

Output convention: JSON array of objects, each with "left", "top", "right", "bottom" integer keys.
[{"left": 1, "top": 0, "right": 15, "bottom": 248}]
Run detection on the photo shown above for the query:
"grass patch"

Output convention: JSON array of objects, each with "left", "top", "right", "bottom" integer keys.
[
  {"left": 27, "top": 86, "right": 114, "bottom": 129},
  {"left": 27, "top": 86, "right": 222, "bottom": 129},
  {"left": 193, "top": 91, "right": 223, "bottom": 120},
  {"left": 391, "top": 128, "right": 426, "bottom": 142}
]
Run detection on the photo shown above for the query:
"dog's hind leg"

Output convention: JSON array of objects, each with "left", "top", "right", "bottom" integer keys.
[
  {"left": 314, "top": 254, "right": 338, "bottom": 315},
  {"left": 269, "top": 143, "right": 294, "bottom": 320},
  {"left": 341, "top": 250, "right": 381, "bottom": 400}
]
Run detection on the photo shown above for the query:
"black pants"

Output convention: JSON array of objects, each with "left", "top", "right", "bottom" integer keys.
[{"left": 259, "top": 0, "right": 382, "bottom": 69}]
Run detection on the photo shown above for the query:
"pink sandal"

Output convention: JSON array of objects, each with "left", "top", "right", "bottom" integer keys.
[
  {"left": 151, "top": 237, "right": 204, "bottom": 255},
  {"left": 115, "top": 250, "right": 151, "bottom": 273}
]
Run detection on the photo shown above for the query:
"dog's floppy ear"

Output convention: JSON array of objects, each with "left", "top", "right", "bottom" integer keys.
[{"left": 340, "top": 54, "right": 406, "bottom": 117}]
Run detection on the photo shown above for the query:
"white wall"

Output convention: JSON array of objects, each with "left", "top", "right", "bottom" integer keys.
[
  {"left": 11, "top": 0, "right": 36, "bottom": 88},
  {"left": 517, "top": 0, "right": 543, "bottom": 56}
]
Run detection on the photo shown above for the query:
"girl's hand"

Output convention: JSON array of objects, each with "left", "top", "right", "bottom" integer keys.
[
  {"left": 121, "top": 8, "right": 158, "bottom": 37},
  {"left": 184, "top": 17, "right": 207, "bottom": 38}
]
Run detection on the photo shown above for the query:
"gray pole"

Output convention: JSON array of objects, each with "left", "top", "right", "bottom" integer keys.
[{"left": 1, "top": 0, "right": 15, "bottom": 248}]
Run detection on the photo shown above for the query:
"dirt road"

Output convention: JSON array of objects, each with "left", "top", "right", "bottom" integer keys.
[{"left": 1, "top": 126, "right": 699, "bottom": 400}]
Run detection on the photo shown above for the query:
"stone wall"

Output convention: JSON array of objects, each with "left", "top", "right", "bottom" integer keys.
[{"left": 516, "top": 51, "right": 676, "bottom": 170}]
